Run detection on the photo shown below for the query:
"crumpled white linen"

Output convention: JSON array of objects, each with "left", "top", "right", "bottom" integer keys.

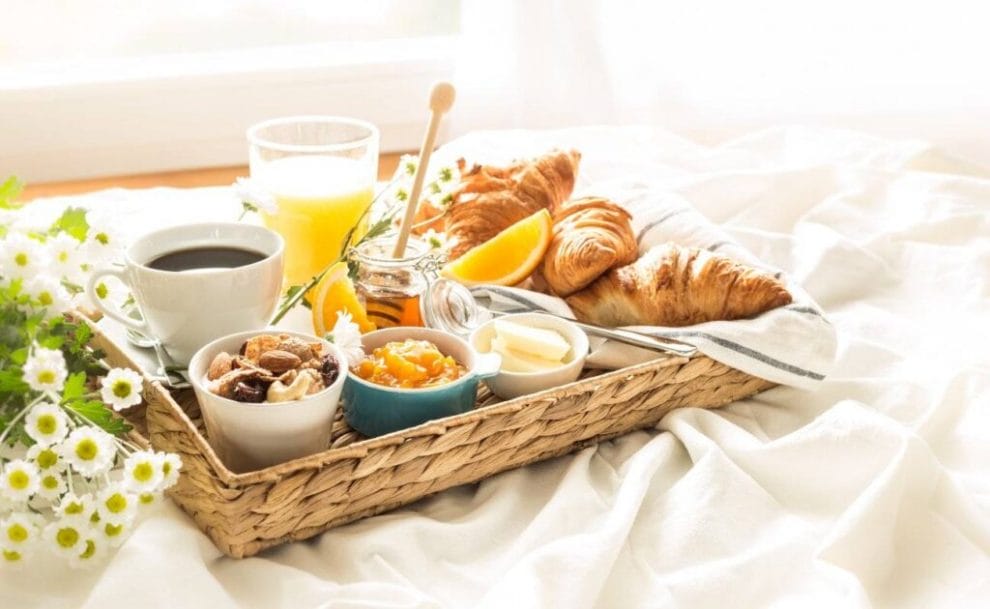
[{"left": 3, "top": 125, "right": 989, "bottom": 609}]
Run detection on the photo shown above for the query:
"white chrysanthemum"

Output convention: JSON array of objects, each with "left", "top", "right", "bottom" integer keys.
[
  {"left": 98, "top": 518, "right": 129, "bottom": 547},
  {"left": 95, "top": 483, "right": 137, "bottom": 526},
  {"left": 47, "top": 233, "right": 85, "bottom": 282},
  {"left": 99, "top": 367, "right": 144, "bottom": 411},
  {"left": 233, "top": 177, "right": 278, "bottom": 214},
  {"left": 121, "top": 451, "right": 164, "bottom": 493},
  {"left": 82, "top": 273, "right": 130, "bottom": 311},
  {"left": 0, "top": 459, "right": 40, "bottom": 503},
  {"left": 160, "top": 452, "right": 182, "bottom": 489},
  {"left": 80, "top": 222, "right": 124, "bottom": 265},
  {"left": 69, "top": 533, "right": 106, "bottom": 569},
  {"left": 1, "top": 548, "right": 27, "bottom": 567},
  {"left": 327, "top": 311, "right": 365, "bottom": 368},
  {"left": 27, "top": 444, "right": 66, "bottom": 474},
  {"left": 0, "top": 513, "right": 42, "bottom": 561},
  {"left": 44, "top": 517, "right": 90, "bottom": 559},
  {"left": 23, "top": 275, "right": 73, "bottom": 319},
  {"left": 24, "top": 401, "right": 69, "bottom": 446},
  {"left": 35, "top": 469, "right": 68, "bottom": 501},
  {"left": 56, "top": 492, "right": 94, "bottom": 520},
  {"left": 60, "top": 427, "right": 116, "bottom": 478},
  {"left": 137, "top": 491, "right": 161, "bottom": 507},
  {"left": 21, "top": 346, "right": 68, "bottom": 394},
  {"left": 0, "top": 232, "right": 49, "bottom": 280}
]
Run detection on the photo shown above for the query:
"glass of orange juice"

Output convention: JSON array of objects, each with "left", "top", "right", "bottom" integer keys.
[{"left": 247, "top": 116, "right": 379, "bottom": 287}]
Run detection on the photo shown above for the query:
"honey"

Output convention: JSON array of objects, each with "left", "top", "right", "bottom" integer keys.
[
  {"left": 360, "top": 293, "right": 424, "bottom": 328},
  {"left": 353, "top": 339, "right": 465, "bottom": 389},
  {"left": 351, "top": 238, "right": 433, "bottom": 329}
]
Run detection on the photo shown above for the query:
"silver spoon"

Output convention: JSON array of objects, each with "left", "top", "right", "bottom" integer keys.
[
  {"left": 423, "top": 279, "right": 698, "bottom": 358},
  {"left": 121, "top": 307, "right": 190, "bottom": 389}
]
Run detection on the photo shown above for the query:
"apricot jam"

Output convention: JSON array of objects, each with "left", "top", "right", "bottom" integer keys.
[{"left": 353, "top": 339, "right": 465, "bottom": 389}]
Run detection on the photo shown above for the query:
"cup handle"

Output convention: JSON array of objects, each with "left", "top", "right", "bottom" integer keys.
[
  {"left": 474, "top": 352, "right": 502, "bottom": 379},
  {"left": 85, "top": 267, "right": 150, "bottom": 334}
]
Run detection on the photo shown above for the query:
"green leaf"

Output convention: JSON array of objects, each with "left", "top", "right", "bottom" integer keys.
[
  {"left": 0, "top": 176, "right": 23, "bottom": 209},
  {"left": 38, "top": 335, "right": 64, "bottom": 350},
  {"left": 65, "top": 399, "right": 130, "bottom": 436},
  {"left": 0, "top": 369, "right": 29, "bottom": 395},
  {"left": 51, "top": 207, "right": 89, "bottom": 241},
  {"left": 62, "top": 371, "right": 87, "bottom": 401},
  {"left": 9, "top": 347, "right": 27, "bottom": 365}
]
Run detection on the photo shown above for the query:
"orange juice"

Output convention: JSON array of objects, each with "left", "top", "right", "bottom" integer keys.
[{"left": 257, "top": 156, "right": 374, "bottom": 286}]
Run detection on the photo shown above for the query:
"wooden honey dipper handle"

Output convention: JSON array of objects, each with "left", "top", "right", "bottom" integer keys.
[{"left": 392, "top": 82, "right": 456, "bottom": 258}]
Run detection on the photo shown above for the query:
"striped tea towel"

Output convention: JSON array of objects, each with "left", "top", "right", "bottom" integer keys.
[{"left": 471, "top": 182, "right": 836, "bottom": 391}]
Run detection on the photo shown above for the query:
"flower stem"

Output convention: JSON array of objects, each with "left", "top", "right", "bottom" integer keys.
[{"left": 0, "top": 394, "right": 47, "bottom": 456}]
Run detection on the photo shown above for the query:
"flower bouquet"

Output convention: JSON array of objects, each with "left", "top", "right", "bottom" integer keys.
[{"left": 0, "top": 177, "right": 181, "bottom": 568}]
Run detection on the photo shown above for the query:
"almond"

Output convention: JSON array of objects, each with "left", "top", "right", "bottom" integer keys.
[
  {"left": 276, "top": 337, "right": 317, "bottom": 362},
  {"left": 258, "top": 349, "right": 302, "bottom": 374},
  {"left": 243, "top": 334, "right": 282, "bottom": 362},
  {"left": 207, "top": 352, "right": 234, "bottom": 381}
]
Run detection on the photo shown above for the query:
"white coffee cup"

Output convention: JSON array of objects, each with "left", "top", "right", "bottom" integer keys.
[{"left": 86, "top": 222, "right": 285, "bottom": 365}]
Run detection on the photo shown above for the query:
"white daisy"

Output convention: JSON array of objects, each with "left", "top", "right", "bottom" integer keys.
[
  {"left": 326, "top": 311, "right": 365, "bottom": 367},
  {"left": 137, "top": 491, "right": 161, "bottom": 506},
  {"left": 27, "top": 444, "right": 66, "bottom": 474},
  {"left": 0, "top": 513, "right": 42, "bottom": 559},
  {"left": 60, "top": 427, "right": 116, "bottom": 478},
  {"left": 233, "top": 177, "right": 278, "bottom": 214},
  {"left": 160, "top": 452, "right": 182, "bottom": 489},
  {"left": 161, "top": 453, "right": 182, "bottom": 489},
  {"left": 23, "top": 275, "right": 73, "bottom": 319},
  {"left": 81, "top": 273, "right": 130, "bottom": 311},
  {"left": 69, "top": 534, "right": 106, "bottom": 569},
  {"left": 56, "top": 492, "right": 94, "bottom": 520},
  {"left": 100, "top": 367, "right": 144, "bottom": 411},
  {"left": 46, "top": 233, "right": 85, "bottom": 283},
  {"left": 44, "top": 516, "right": 90, "bottom": 560},
  {"left": 24, "top": 401, "right": 70, "bottom": 446},
  {"left": 0, "top": 232, "right": 48, "bottom": 281},
  {"left": 22, "top": 346, "right": 68, "bottom": 394},
  {"left": 95, "top": 483, "right": 137, "bottom": 526},
  {"left": 121, "top": 451, "right": 164, "bottom": 493},
  {"left": 35, "top": 469, "right": 68, "bottom": 501},
  {"left": 98, "top": 519, "right": 129, "bottom": 547},
  {"left": 0, "top": 459, "right": 40, "bottom": 503},
  {"left": 1, "top": 547, "right": 27, "bottom": 567},
  {"left": 79, "top": 219, "right": 124, "bottom": 264}
]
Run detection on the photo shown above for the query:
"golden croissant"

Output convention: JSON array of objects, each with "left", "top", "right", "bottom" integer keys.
[
  {"left": 566, "top": 243, "right": 792, "bottom": 327},
  {"left": 444, "top": 149, "right": 581, "bottom": 259},
  {"left": 541, "top": 197, "right": 638, "bottom": 296}
]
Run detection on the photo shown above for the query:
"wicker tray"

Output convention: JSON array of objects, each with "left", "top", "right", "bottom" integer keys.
[{"left": 90, "top": 321, "right": 775, "bottom": 558}]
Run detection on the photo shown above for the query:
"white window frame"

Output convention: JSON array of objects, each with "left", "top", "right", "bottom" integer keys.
[{"left": 1, "top": 36, "right": 456, "bottom": 183}]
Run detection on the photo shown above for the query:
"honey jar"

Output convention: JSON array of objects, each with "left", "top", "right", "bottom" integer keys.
[{"left": 350, "top": 237, "right": 435, "bottom": 328}]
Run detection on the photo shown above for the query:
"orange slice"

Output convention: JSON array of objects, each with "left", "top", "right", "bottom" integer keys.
[
  {"left": 440, "top": 209, "right": 553, "bottom": 286},
  {"left": 311, "top": 261, "right": 377, "bottom": 335}
]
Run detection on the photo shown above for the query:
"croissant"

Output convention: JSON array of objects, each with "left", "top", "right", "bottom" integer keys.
[
  {"left": 541, "top": 197, "right": 638, "bottom": 296},
  {"left": 566, "top": 243, "right": 792, "bottom": 327},
  {"left": 445, "top": 149, "right": 581, "bottom": 259}
]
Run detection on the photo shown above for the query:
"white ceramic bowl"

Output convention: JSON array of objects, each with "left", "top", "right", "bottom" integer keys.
[
  {"left": 469, "top": 313, "right": 589, "bottom": 400},
  {"left": 189, "top": 329, "right": 347, "bottom": 473}
]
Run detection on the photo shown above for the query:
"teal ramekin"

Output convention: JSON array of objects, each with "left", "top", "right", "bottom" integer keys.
[{"left": 342, "top": 327, "right": 501, "bottom": 437}]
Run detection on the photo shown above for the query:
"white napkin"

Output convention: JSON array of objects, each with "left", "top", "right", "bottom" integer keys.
[{"left": 471, "top": 181, "right": 836, "bottom": 391}]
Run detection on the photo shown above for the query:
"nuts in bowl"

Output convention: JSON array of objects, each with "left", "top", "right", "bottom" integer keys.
[
  {"left": 189, "top": 329, "right": 347, "bottom": 473},
  {"left": 205, "top": 333, "right": 341, "bottom": 404}
]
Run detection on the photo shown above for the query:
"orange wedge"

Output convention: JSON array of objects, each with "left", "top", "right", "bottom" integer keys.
[
  {"left": 440, "top": 209, "right": 553, "bottom": 286},
  {"left": 311, "top": 261, "right": 377, "bottom": 335}
]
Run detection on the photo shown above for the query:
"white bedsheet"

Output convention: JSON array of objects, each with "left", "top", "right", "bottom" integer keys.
[{"left": 4, "top": 125, "right": 989, "bottom": 609}]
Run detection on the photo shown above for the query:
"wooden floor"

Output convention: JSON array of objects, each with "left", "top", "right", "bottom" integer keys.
[{"left": 21, "top": 153, "right": 405, "bottom": 201}]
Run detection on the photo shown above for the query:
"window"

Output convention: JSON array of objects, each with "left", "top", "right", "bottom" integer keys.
[{"left": 1, "top": 1, "right": 460, "bottom": 182}]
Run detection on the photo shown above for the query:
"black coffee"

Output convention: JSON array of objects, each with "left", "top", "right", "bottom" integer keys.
[{"left": 147, "top": 247, "right": 266, "bottom": 272}]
